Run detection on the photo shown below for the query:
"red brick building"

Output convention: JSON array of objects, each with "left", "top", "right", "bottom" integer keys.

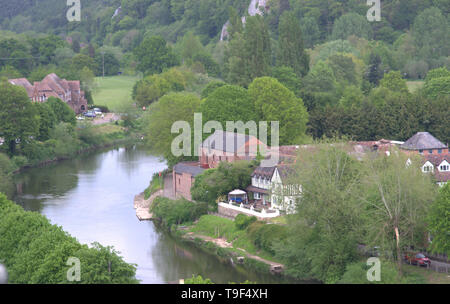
[
  {"left": 199, "top": 130, "right": 267, "bottom": 169},
  {"left": 172, "top": 162, "right": 205, "bottom": 200},
  {"left": 9, "top": 73, "right": 88, "bottom": 114}
]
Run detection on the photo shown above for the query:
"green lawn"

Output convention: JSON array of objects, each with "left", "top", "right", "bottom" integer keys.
[
  {"left": 406, "top": 81, "right": 424, "bottom": 93},
  {"left": 92, "top": 75, "right": 141, "bottom": 111}
]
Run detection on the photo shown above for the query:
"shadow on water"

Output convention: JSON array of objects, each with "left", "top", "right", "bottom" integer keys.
[{"left": 12, "top": 146, "right": 307, "bottom": 284}]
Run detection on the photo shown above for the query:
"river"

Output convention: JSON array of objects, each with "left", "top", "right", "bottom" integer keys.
[{"left": 12, "top": 146, "right": 300, "bottom": 284}]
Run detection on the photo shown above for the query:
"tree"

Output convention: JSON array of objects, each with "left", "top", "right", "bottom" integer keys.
[
  {"left": 248, "top": 77, "right": 309, "bottom": 145},
  {"left": 184, "top": 275, "right": 214, "bottom": 284},
  {"left": 361, "top": 151, "right": 437, "bottom": 274},
  {"left": 143, "top": 92, "right": 201, "bottom": 165},
  {"left": 299, "top": 17, "right": 321, "bottom": 49},
  {"left": 277, "top": 11, "right": 310, "bottom": 77},
  {"left": 365, "top": 52, "right": 383, "bottom": 86},
  {"left": 427, "top": 183, "right": 450, "bottom": 256},
  {"left": 412, "top": 7, "right": 449, "bottom": 61},
  {"left": 226, "top": 15, "right": 271, "bottom": 87},
  {"left": 423, "top": 77, "right": 450, "bottom": 98},
  {"left": 47, "top": 97, "right": 76, "bottom": 126},
  {"left": 201, "top": 85, "right": 257, "bottom": 129},
  {"left": 331, "top": 13, "right": 372, "bottom": 41},
  {"left": 0, "top": 80, "right": 39, "bottom": 155},
  {"left": 380, "top": 71, "right": 409, "bottom": 94},
  {"left": 71, "top": 54, "right": 97, "bottom": 73},
  {"left": 33, "top": 102, "right": 57, "bottom": 141},
  {"left": 200, "top": 81, "right": 226, "bottom": 99},
  {"left": 271, "top": 66, "right": 302, "bottom": 97},
  {"left": 134, "top": 36, "right": 179, "bottom": 75},
  {"left": 304, "top": 61, "right": 337, "bottom": 93},
  {"left": 274, "top": 144, "right": 363, "bottom": 283}
]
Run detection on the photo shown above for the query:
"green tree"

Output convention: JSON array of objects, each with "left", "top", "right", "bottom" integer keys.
[
  {"left": 274, "top": 144, "right": 363, "bottom": 283},
  {"left": 201, "top": 85, "right": 257, "bottom": 129},
  {"left": 143, "top": 92, "right": 201, "bottom": 165},
  {"left": 412, "top": 7, "right": 449, "bottom": 61},
  {"left": 380, "top": 71, "right": 409, "bottom": 94},
  {"left": 33, "top": 102, "right": 57, "bottom": 141},
  {"left": 226, "top": 15, "right": 271, "bottom": 87},
  {"left": 134, "top": 36, "right": 179, "bottom": 75},
  {"left": 271, "top": 66, "right": 302, "bottom": 97},
  {"left": 0, "top": 80, "right": 39, "bottom": 155},
  {"left": 47, "top": 97, "right": 76, "bottom": 125},
  {"left": 277, "top": 11, "right": 310, "bottom": 77},
  {"left": 331, "top": 13, "right": 372, "bottom": 40},
  {"left": 248, "top": 77, "right": 309, "bottom": 145},
  {"left": 361, "top": 151, "right": 437, "bottom": 274},
  {"left": 427, "top": 183, "right": 450, "bottom": 256}
]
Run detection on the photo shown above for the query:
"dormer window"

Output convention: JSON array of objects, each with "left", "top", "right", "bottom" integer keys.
[
  {"left": 440, "top": 165, "right": 449, "bottom": 172},
  {"left": 423, "top": 165, "right": 433, "bottom": 173}
]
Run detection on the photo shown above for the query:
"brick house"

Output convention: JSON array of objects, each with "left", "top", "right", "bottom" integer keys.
[
  {"left": 199, "top": 130, "right": 267, "bottom": 169},
  {"left": 9, "top": 73, "right": 88, "bottom": 114},
  {"left": 172, "top": 162, "right": 205, "bottom": 200},
  {"left": 401, "top": 132, "right": 449, "bottom": 186}
]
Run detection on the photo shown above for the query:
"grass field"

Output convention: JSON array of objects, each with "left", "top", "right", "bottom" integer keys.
[
  {"left": 92, "top": 75, "right": 141, "bottom": 111},
  {"left": 406, "top": 80, "right": 424, "bottom": 93}
]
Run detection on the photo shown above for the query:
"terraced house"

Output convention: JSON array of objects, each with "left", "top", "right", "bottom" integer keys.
[{"left": 8, "top": 73, "right": 88, "bottom": 114}]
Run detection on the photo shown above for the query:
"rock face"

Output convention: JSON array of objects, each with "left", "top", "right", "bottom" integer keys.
[{"left": 219, "top": 0, "right": 268, "bottom": 41}]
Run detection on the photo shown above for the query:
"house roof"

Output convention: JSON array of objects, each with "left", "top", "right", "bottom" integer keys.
[
  {"left": 8, "top": 78, "right": 34, "bottom": 97},
  {"left": 252, "top": 166, "right": 276, "bottom": 179},
  {"left": 202, "top": 130, "right": 256, "bottom": 153},
  {"left": 173, "top": 162, "right": 205, "bottom": 177},
  {"left": 434, "top": 172, "right": 450, "bottom": 183},
  {"left": 401, "top": 132, "right": 447, "bottom": 150},
  {"left": 424, "top": 154, "right": 449, "bottom": 167}
]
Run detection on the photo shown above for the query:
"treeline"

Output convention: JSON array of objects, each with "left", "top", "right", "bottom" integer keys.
[{"left": 0, "top": 193, "right": 139, "bottom": 284}]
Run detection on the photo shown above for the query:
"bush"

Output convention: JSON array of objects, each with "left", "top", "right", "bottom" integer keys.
[
  {"left": 151, "top": 197, "right": 208, "bottom": 228},
  {"left": 247, "top": 222, "right": 289, "bottom": 255},
  {"left": 235, "top": 214, "right": 257, "bottom": 230},
  {"left": 11, "top": 155, "right": 28, "bottom": 168}
]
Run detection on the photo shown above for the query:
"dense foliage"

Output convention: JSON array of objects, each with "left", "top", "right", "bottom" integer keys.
[
  {"left": 0, "top": 193, "right": 138, "bottom": 283},
  {"left": 151, "top": 196, "right": 208, "bottom": 228}
]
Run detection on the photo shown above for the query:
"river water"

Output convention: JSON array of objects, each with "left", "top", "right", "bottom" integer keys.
[{"left": 12, "top": 146, "right": 299, "bottom": 284}]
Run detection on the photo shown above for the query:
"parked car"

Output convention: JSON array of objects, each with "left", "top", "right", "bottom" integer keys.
[
  {"left": 404, "top": 252, "right": 431, "bottom": 266},
  {"left": 83, "top": 111, "right": 96, "bottom": 118},
  {"left": 76, "top": 116, "right": 85, "bottom": 121},
  {"left": 93, "top": 108, "right": 102, "bottom": 115}
]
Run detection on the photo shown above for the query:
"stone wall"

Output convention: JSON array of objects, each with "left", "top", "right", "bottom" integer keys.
[{"left": 218, "top": 203, "right": 280, "bottom": 221}]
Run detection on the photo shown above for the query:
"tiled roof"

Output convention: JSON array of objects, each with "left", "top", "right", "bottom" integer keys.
[
  {"left": 202, "top": 130, "right": 255, "bottom": 153},
  {"left": 8, "top": 78, "right": 34, "bottom": 97},
  {"left": 424, "top": 154, "right": 449, "bottom": 166},
  {"left": 174, "top": 162, "right": 205, "bottom": 177},
  {"left": 251, "top": 166, "right": 275, "bottom": 178},
  {"left": 401, "top": 132, "right": 447, "bottom": 150},
  {"left": 434, "top": 172, "right": 450, "bottom": 183}
]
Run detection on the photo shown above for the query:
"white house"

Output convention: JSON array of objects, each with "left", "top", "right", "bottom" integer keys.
[{"left": 246, "top": 165, "right": 301, "bottom": 214}]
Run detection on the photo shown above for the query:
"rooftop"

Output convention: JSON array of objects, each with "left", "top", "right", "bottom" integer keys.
[{"left": 401, "top": 132, "right": 447, "bottom": 150}]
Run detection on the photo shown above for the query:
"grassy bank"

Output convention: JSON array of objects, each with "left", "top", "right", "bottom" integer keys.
[
  {"left": 93, "top": 75, "right": 141, "bottom": 111},
  {"left": 188, "top": 215, "right": 284, "bottom": 264}
]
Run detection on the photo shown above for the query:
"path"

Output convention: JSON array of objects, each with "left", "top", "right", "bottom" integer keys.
[
  {"left": 183, "top": 232, "right": 284, "bottom": 272},
  {"left": 91, "top": 113, "right": 120, "bottom": 125}
]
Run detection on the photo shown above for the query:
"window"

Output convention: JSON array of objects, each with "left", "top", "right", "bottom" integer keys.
[
  {"left": 438, "top": 149, "right": 442, "bottom": 154},
  {"left": 440, "top": 165, "right": 449, "bottom": 172},
  {"left": 423, "top": 165, "right": 433, "bottom": 173},
  {"left": 254, "top": 192, "right": 260, "bottom": 200},
  {"left": 419, "top": 150, "right": 423, "bottom": 155},
  {"left": 429, "top": 149, "right": 433, "bottom": 154}
]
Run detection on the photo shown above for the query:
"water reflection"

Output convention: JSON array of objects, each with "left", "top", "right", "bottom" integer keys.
[{"left": 13, "top": 146, "right": 302, "bottom": 284}]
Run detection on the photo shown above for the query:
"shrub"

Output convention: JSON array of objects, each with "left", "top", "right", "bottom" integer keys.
[
  {"left": 151, "top": 197, "right": 208, "bottom": 228},
  {"left": 247, "top": 222, "right": 289, "bottom": 255},
  {"left": 235, "top": 214, "right": 257, "bottom": 230}
]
